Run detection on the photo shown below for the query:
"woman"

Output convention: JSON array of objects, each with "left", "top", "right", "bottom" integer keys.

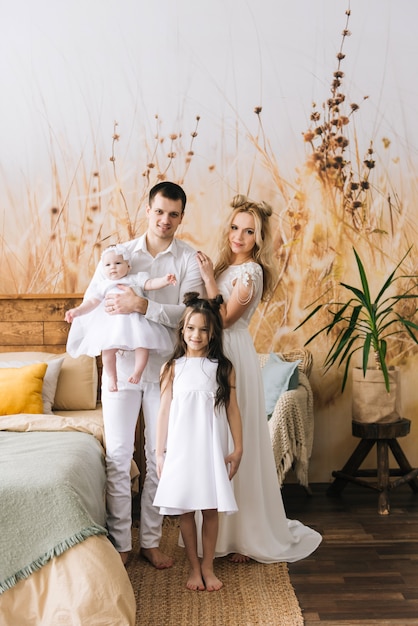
[{"left": 197, "top": 194, "right": 321, "bottom": 563}]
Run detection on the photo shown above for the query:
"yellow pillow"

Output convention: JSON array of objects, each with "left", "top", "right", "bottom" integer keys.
[{"left": 0, "top": 362, "right": 48, "bottom": 415}]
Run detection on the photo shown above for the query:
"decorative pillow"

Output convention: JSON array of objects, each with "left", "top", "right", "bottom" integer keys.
[
  {"left": 53, "top": 353, "right": 98, "bottom": 410},
  {"left": 0, "top": 362, "right": 48, "bottom": 415},
  {"left": 0, "top": 355, "right": 64, "bottom": 414},
  {"left": 261, "top": 353, "right": 301, "bottom": 417},
  {"left": 0, "top": 351, "right": 98, "bottom": 411}
]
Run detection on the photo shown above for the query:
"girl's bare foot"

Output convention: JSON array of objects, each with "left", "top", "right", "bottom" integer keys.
[
  {"left": 108, "top": 376, "right": 118, "bottom": 392},
  {"left": 229, "top": 552, "right": 250, "bottom": 563},
  {"left": 202, "top": 567, "right": 223, "bottom": 592},
  {"left": 186, "top": 568, "right": 205, "bottom": 591}
]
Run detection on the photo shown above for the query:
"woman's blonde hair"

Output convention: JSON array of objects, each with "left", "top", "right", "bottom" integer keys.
[{"left": 214, "top": 194, "right": 278, "bottom": 300}]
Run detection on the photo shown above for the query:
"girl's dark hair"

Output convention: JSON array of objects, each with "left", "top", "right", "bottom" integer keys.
[{"left": 161, "top": 292, "right": 233, "bottom": 408}]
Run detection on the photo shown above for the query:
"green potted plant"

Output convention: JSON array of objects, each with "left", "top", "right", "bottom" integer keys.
[{"left": 296, "top": 246, "right": 418, "bottom": 422}]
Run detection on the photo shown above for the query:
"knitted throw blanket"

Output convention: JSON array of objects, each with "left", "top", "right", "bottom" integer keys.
[
  {"left": 268, "top": 371, "right": 314, "bottom": 488},
  {"left": 0, "top": 430, "right": 107, "bottom": 593}
]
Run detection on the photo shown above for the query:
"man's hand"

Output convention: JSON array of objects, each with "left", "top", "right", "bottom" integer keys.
[{"left": 105, "top": 285, "right": 148, "bottom": 315}]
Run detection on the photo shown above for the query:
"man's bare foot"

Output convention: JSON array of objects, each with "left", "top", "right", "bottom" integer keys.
[
  {"left": 128, "top": 372, "right": 140, "bottom": 385},
  {"left": 229, "top": 552, "right": 250, "bottom": 563},
  {"left": 119, "top": 551, "right": 130, "bottom": 566},
  {"left": 141, "top": 547, "right": 174, "bottom": 569},
  {"left": 186, "top": 568, "right": 205, "bottom": 591},
  {"left": 108, "top": 376, "right": 118, "bottom": 392},
  {"left": 202, "top": 567, "right": 223, "bottom": 592}
]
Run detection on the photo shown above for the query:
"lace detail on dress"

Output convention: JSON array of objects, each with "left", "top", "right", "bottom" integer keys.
[{"left": 232, "top": 263, "right": 262, "bottom": 306}]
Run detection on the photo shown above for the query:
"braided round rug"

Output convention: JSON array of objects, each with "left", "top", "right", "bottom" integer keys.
[{"left": 126, "top": 518, "right": 304, "bottom": 626}]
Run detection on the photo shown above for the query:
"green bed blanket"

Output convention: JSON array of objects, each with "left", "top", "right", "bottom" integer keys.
[{"left": 0, "top": 430, "right": 108, "bottom": 593}]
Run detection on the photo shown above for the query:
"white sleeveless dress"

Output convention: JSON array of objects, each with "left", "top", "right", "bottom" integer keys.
[
  {"left": 212, "top": 261, "right": 322, "bottom": 562},
  {"left": 153, "top": 357, "right": 238, "bottom": 516},
  {"left": 66, "top": 273, "right": 172, "bottom": 358}
]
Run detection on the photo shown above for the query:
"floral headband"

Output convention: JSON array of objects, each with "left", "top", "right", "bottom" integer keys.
[{"left": 101, "top": 244, "right": 131, "bottom": 265}]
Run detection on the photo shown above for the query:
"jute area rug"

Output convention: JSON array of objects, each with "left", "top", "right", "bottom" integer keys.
[{"left": 126, "top": 518, "right": 304, "bottom": 626}]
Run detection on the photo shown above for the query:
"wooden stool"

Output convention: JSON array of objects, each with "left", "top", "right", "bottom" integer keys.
[{"left": 327, "top": 418, "right": 418, "bottom": 514}]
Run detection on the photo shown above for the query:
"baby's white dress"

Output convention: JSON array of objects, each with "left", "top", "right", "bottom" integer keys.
[
  {"left": 66, "top": 273, "right": 172, "bottom": 358},
  {"left": 153, "top": 356, "right": 238, "bottom": 515}
]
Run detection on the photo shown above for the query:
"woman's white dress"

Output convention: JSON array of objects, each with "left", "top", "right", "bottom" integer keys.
[
  {"left": 213, "top": 261, "right": 322, "bottom": 563},
  {"left": 153, "top": 357, "right": 238, "bottom": 516},
  {"left": 66, "top": 273, "right": 172, "bottom": 358}
]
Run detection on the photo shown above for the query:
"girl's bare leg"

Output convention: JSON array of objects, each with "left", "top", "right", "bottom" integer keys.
[
  {"left": 128, "top": 347, "right": 149, "bottom": 385},
  {"left": 102, "top": 349, "right": 119, "bottom": 391},
  {"left": 179, "top": 512, "right": 205, "bottom": 591},
  {"left": 201, "top": 509, "right": 223, "bottom": 591}
]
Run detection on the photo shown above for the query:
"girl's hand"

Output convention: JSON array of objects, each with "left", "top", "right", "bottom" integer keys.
[
  {"left": 225, "top": 449, "right": 243, "bottom": 480},
  {"left": 166, "top": 273, "right": 177, "bottom": 286},
  {"left": 156, "top": 454, "right": 165, "bottom": 479}
]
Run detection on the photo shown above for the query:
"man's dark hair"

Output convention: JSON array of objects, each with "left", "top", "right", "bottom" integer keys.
[{"left": 148, "top": 182, "right": 187, "bottom": 213}]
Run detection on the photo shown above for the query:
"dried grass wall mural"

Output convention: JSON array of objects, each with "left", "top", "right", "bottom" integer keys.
[{"left": 1, "top": 0, "right": 417, "bottom": 480}]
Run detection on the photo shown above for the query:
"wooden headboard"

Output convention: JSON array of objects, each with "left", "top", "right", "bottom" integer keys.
[
  {"left": 0, "top": 295, "right": 144, "bottom": 482},
  {"left": 0, "top": 295, "right": 82, "bottom": 354}
]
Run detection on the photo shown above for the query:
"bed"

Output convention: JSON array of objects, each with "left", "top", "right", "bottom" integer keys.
[{"left": 0, "top": 296, "right": 136, "bottom": 626}]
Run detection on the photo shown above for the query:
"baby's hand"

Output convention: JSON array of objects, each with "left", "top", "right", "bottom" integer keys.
[
  {"left": 65, "top": 309, "right": 76, "bottom": 323},
  {"left": 166, "top": 273, "right": 177, "bottom": 286}
]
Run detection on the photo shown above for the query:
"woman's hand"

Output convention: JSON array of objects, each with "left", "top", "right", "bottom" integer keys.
[
  {"left": 196, "top": 251, "right": 215, "bottom": 283},
  {"left": 105, "top": 285, "right": 148, "bottom": 315}
]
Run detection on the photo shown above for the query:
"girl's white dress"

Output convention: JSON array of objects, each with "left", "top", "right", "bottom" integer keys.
[
  {"left": 153, "top": 356, "right": 238, "bottom": 516},
  {"left": 66, "top": 273, "right": 173, "bottom": 358},
  {"left": 212, "top": 261, "right": 322, "bottom": 562}
]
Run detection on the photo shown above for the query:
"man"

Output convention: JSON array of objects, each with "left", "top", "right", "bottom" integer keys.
[{"left": 86, "top": 181, "right": 203, "bottom": 567}]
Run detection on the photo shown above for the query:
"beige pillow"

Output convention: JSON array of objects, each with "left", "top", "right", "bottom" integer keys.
[
  {"left": 0, "top": 351, "right": 98, "bottom": 411},
  {"left": 54, "top": 354, "right": 98, "bottom": 410}
]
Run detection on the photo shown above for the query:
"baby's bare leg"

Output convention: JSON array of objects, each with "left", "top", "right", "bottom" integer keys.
[
  {"left": 128, "top": 347, "right": 149, "bottom": 385},
  {"left": 179, "top": 512, "right": 205, "bottom": 591},
  {"left": 201, "top": 509, "right": 223, "bottom": 591},
  {"left": 102, "top": 349, "right": 119, "bottom": 391}
]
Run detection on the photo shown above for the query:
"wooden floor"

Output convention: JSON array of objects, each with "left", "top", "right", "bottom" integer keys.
[{"left": 283, "top": 482, "right": 418, "bottom": 625}]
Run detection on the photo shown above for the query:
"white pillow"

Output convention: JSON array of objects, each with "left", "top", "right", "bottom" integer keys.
[{"left": 0, "top": 355, "right": 65, "bottom": 414}]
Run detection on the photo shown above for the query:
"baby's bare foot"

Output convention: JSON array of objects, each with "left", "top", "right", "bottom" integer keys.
[
  {"left": 108, "top": 377, "right": 118, "bottom": 392},
  {"left": 128, "top": 372, "right": 140, "bottom": 385}
]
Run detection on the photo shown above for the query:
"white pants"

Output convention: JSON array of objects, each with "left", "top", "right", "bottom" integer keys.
[{"left": 102, "top": 351, "right": 162, "bottom": 552}]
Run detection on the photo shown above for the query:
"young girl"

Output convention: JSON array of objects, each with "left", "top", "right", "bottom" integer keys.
[
  {"left": 65, "top": 244, "right": 176, "bottom": 392},
  {"left": 153, "top": 292, "right": 243, "bottom": 592}
]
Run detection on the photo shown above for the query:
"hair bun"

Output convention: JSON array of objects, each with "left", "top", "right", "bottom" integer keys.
[
  {"left": 230, "top": 194, "right": 273, "bottom": 218},
  {"left": 183, "top": 291, "right": 201, "bottom": 307},
  {"left": 231, "top": 194, "right": 248, "bottom": 209}
]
